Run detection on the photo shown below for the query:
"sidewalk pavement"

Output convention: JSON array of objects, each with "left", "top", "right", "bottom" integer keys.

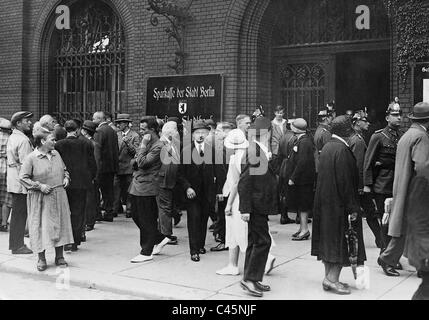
[{"left": 0, "top": 212, "right": 420, "bottom": 300}]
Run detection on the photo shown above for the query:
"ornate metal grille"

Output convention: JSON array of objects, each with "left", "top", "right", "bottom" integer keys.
[
  {"left": 51, "top": 1, "right": 125, "bottom": 123},
  {"left": 280, "top": 63, "right": 326, "bottom": 130}
]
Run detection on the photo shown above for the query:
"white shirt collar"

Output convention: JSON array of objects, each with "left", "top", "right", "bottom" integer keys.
[
  {"left": 194, "top": 140, "right": 204, "bottom": 151},
  {"left": 332, "top": 134, "right": 350, "bottom": 147}
]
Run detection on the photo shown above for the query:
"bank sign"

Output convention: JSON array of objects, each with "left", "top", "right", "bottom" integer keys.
[{"left": 146, "top": 74, "right": 223, "bottom": 121}]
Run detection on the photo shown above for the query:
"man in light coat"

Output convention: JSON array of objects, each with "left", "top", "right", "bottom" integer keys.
[{"left": 378, "top": 102, "right": 429, "bottom": 281}]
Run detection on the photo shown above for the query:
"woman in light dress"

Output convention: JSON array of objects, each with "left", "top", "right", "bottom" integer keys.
[
  {"left": 19, "top": 126, "right": 73, "bottom": 271},
  {"left": 216, "top": 129, "right": 249, "bottom": 275}
]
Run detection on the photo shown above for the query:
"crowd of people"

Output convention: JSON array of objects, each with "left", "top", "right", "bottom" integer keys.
[{"left": 0, "top": 100, "right": 428, "bottom": 300}]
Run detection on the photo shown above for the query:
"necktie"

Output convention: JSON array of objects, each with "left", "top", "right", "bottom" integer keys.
[{"left": 199, "top": 144, "right": 204, "bottom": 157}]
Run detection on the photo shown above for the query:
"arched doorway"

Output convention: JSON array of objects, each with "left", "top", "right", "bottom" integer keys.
[
  {"left": 237, "top": 0, "right": 391, "bottom": 129},
  {"left": 47, "top": 0, "right": 126, "bottom": 123}
]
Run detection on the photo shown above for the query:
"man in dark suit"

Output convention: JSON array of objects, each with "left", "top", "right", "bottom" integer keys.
[
  {"left": 55, "top": 120, "right": 97, "bottom": 251},
  {"left": 129, "top": 117, "right": 169, "bottom": 263},
  {"left": 113, "top": 114, "right": 140, "bottom": 218},
  {"left": 238, "top": 117, "right": 279, "bottom": 297},
  {"left": 80, "top": 120, "right": 101, "bottom": 232},
  {"left": 93, "top": 111, "right": 119, "bottom": 222},
  {"left": 179, "top": 120, "right": 219, "bottom": 262}
]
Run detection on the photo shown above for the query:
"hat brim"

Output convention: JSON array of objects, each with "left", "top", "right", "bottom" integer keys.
[
  {"left": 82, "top": 127, "right": 96, "bottom": 133},
  {"left": 224, "top": 140, "right": 249, "bottom": 150},
  {"left": 408, "top": 113, "right": 429, "bottom": 120},
  {"left": 291, "top": 124, "right": 306, "bottom": 134}
]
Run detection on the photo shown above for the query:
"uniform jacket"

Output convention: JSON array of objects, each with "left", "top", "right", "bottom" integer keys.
[
  {"left": 363, "top": 126, "right": 402, "bottom": 195},
  {"left": 179, "top": 141, "right": 218, "bottom": 206},
  {"left": 390, "top": 124, "right": 429, "bottom": 237},
  {"left": 238, "top": 141, "right": 279, "bottom": 216},
  {"left": 94, "top": 122, "right": 119, "bottom": 174},
  {"left": 129, "top": 132, "right": 161, "bottom": 197},
  {"left": 314, "top": 124, "right": 331, "bottom": 172},
  {"left": 55, "top": 136, "right": 97, "bottom": 190},
  {"left": 271, "top": 119, "right": 288, "bottom": 156},
  {"left": 7, "top": 129, "right": 34, "bottom": 194},
  {"left": 349, "top": 132, "right": 367, "bottom": 191},
  {"left": 117, "top": 129, "right": 140, "bottom": 175}
]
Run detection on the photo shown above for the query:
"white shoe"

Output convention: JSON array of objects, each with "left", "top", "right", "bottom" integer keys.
[
  {"left": 130, "top": 254, "right": 153, "bottom": 263},
  {"left": 265, "top": 255, "right": 276, "bottom": 275},
  {"left": 152, "top": 237, "right": 170, "bottom": 255},
  {"left": 216, "top": 265, "right": 240, "bottom": 276}
]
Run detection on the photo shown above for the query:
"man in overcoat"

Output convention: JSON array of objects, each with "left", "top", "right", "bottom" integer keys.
[
  {"left": 55, "top": 120, "right": 97, "bottom": 251},
  {"left": 113, "top": 114, "right": 140, "bottom": 218},
  {"left": 238, "top": 117, "right": 279, "bottom": 297},
  {"left": 379, "top": 102, "right": 429, "bottom": 286},
  {"left": 93, "top": 111, "right": 119, "bottom": 222}
]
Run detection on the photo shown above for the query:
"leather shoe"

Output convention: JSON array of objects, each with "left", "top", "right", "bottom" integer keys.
[
  {"left": 280, "top": 215, "right": 294, "bottom": 225},
  {"left": 191, "top": 254, "right": 200, "bottom": 262},
  {"left": 55, "top": 257, "right": 68, "bottom": 267},
  {"left": 103, "top": 215, "right": 114, "bottom": 222},
  {"left": 37, "top": 259, "right": 47, "bottom": 272},
  {"left": 255, "top": 281, "right": 271, "bottom": 292},
  {"left": 214, "top": 234, "right": 223, "bottom": 243},
  {"left": 81, "top": 234, "right": 86, "bottom": 242},
  {"left": 210, "top": 243, "right": 228, "bottom": 252},
  {"left": 322, "top": 278, "right": 351, "bottom": 295},
  {"left": 292, "top": 231, "right": 310, "bottom": 241},
  {"left": 167, "top": 235, "right": 178, "bottom": 245},
  {"left": 394, "top": 262, "right": 403, "bottom": 270},
  {"left": 85, "top": 225, "right": 94, "bottom": 232},
  {"left": 199, "top": 248, "right": 206, "bottom": 254},
  {"left": 240, "top": 280, "right": 263, "bottom": 297},
  {"left": 377, "top": 257, "right": 400, "bottom": 276},
  {"left": 12, "top": 245, "right": 33, "bottom": 255}
]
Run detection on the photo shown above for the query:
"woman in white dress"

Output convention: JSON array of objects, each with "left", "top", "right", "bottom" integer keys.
[{"left": 216, "top": 129, "right": 249, "bottom": 275}]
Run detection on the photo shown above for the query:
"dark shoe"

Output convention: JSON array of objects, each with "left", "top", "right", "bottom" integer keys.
[
  {"left": 85, "top": 225, "right": 94, "bottom": 232},
  {"left": 377, "top": 257, "right": 400, "bottom": 277},
  {"left": 24, "top": 232, "right": 29, "bottom": 238},
  {"left": 417, "top": 270, "right": 422, "bottom": 278},
  {"left": 209, "top": 222, "right": 217, "bottom": 231},
  {"left": 292, "top": 230, "right": 301, "bottom": 238},
  {"left": 210, "top": 243, "right": 228, "bottom": 252},
  {"left": 103, "top": 215, "right": 114, "bottom": 222},
  {"left": 95, "top": 216, "right": 103, "bottom": 222},
  {"left": 71, "top": 244, "right": 78, "bottom": 252},
  {"left": 322, "top": 278, "right": 351, "bottom": 295},
  {"left": 55, "top": 257, "right": 68, "bottom": 267},
  {"left": 126, "top": 213, "right": 132, "bottom": 218},
  {"left": 173, "top": 214, "right": 181, "bottom": 226},
  {"left": 280, "top": 215, "right": 294, "bottom": 225},
  {"left": 64, "top": 244, "right": 73, "bottom": 252},
  {"left": 81, "top": 234, "right": 86, "bottom": 243},
  {"left": 37, "top": 259, "right": 47, "bottom": 272},
  {"left": 255, "top": 281, "right": 271, "bottom": 292},
  {"left": 113, "top": 212, "right": 118, "bottom": 218},
  {"left": 394, "top": 262, "right": 403, "bottom": 270},
  {"left": 199, "top": 248, "right": 206, "bottom": 254},
  {"left": 292, "top": 231, "right": 310, "bottom": 241},
  {"left": 0, "top": 225, "right": 8, "bottom": 232},
  {"left": 191, "top": 254, "right": 200, "bottom": 262},
  {"left": 214, "top": 234, "right": 223, "bottom": 243},
  {"left": 167, "top": 235, "right": 178, "bottom": 245},
  {"left": 12, "top": 245, "right": 33, "bottom": 255},
  {"left": 240, "top": 280, "right": 263, "bottom": 297}
]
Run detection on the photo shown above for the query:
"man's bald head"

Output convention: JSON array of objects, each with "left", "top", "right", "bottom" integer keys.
[
  {"left": 92, "top": 111, "right": 105, "bottom": 125},
  {"left": 39, "top": 114, "right": 57, "bottom": 131}
]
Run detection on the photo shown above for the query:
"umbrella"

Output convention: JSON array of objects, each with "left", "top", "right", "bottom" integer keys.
[{"left": 345, "top": 214, "right": 359, "bottom": 279}]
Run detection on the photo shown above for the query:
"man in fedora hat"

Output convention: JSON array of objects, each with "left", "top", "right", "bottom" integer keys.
[
  {"left": 238, "top": 117, "right": 278, "bottom": 297},
  {"left": 179, "top": 120, "right": 219, "bottom": 262},
  {"left": 378, "top": 102, "right": 429, "bottom": 289},
  {"left": 364, "top": 101, "right": 404, "bottom": 270},
  {"left": 114, "top": 114, "right": 140, "bottom": 218},
  {"left": 7, "top": 111, "right": 34, "bottom": 254},
  {"left": 81, "top": 120, "right": 101, "bottom": 231}
]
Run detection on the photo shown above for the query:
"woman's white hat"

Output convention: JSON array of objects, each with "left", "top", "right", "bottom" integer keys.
[{"left": 224, "top": 129, "right": 249, "bottom": 149}]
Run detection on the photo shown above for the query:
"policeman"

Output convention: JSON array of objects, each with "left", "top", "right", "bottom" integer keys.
[
  {"left": 363, "top": 101, "right": 403, "bottom": 275},
  {"left": 350, "top": 111, "right": 383, "bottom": 248},
  {"left": 314, "top": 107, "right": 334, "bottom": 173}
]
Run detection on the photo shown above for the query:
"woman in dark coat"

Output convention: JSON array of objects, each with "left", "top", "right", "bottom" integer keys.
[
  {"left": 311, "top": 115, "right": 366, "bottom": 295},
  {"left": 284, "top": 118, "right": 315, "bottom": 240}
]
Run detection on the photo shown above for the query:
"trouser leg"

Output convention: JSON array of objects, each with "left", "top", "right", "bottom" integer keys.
[
  {"left": 156, "top": 188, "right": 174, "bottom": 237},
  {"left": 186, "top": 200, "right": 201, "bottom": 255},
  {"left": 199, "top": 198, "right": 210, "bottom": 250},
  {"left": 379, "top": 236, "right": 406, "bottom": 267},
  {"left": 85, "top": 182, "right": 97, "bottom": 227},
  {"left": 113, "top": 175, "right": 122, "bottom": 214},
  {"left": 67, "top": 189, "right": 87, "bottom": 246},
  {"left": 9, "top": 193, "right": 27, "bottom": 251},
  {"left": 213, "top": 197, "right": 227, "bottom": 243},
  {"left": 243, "top": 214, "right": 271, "bottom": 282},
  {"left": 99, "top": 173, "right": 114, "bottom": 218},
  {"left": 360, "top": 194, "right": 382, "bottom": 247},
  {"left": 374, "top": 193, "right": 390, "bottom": 250}
]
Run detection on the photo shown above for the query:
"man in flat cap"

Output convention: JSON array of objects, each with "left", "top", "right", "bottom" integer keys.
[
  {"left": 113, "top": 114, "right": 140, "bottom": 218},
  {"left": 7, "top": 111, "right": 34, "bottom": 254},
  {"left": 364, "top": 101, "right": 404, "bottom": 274},
  {"left": 238, "top": 117, "right": 278, "bottom": 297}
]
